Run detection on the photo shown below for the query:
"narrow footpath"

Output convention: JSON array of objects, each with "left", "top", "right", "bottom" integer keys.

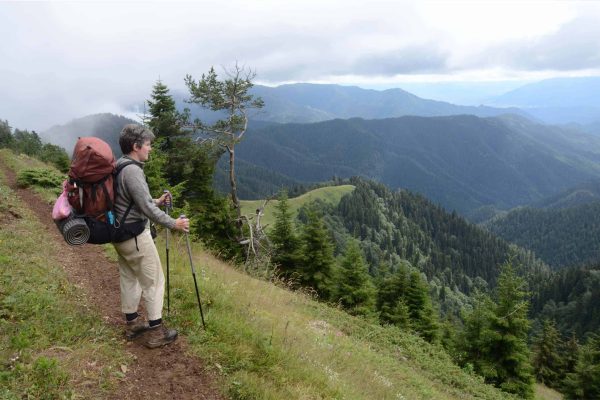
[{"left": 1, "top": 159, "right": 224, "bottom": 400}]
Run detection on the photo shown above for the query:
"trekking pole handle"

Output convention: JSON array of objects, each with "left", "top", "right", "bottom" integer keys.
[{"left": 163, "top": 190, "right": 172, "bottom": 209}]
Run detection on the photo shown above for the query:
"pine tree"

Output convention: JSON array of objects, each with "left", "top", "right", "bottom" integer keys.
[
  {"left": 405, "top": 271, "right": 439, "bottom": 343},
  {"left": 377, "top": 263, "right": 409, "bottom": 325},
  {"left": 299, "top": 206, "right": 336, "bottom": 300},
  {"left": 560, "top": 332, "right": 580, "bottom": 384},
  {"left": 270, "top": 190, "right": 301, "bottom": 280},
  {"left": 147, "top": 80, "right": 180, "bottom": 143},
  {"left": 458, "top": 291, "right": 496, "bottom": 377},
  {"left": 334, "top": 240, "right": 376, "bottom": 317},
  {"left": 488, "top": 262, "right": 534, "bottom": 399},
  {"left": 532, "top": 319, "right": 563, "bottom": 387},
  {"left": 576, "top": 333, "right": 600, "bottom": 398},
  {"left": 185, "top": 65, "right": 264, "bottom": 232},
  {"left": 390, "top": 298, "right": 411, "bottom": 328}
]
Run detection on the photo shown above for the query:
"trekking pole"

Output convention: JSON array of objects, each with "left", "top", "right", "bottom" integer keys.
[
  {"left": 164, "top": 190, "right": 171, "bottom": 315},
  {"left": 181, "top": 214, "right": 206, "bottom": 329}
]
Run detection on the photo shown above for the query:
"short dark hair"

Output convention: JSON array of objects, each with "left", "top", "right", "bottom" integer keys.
[{"left": 119, "top": 124, "right": 155, "bottom": 154}]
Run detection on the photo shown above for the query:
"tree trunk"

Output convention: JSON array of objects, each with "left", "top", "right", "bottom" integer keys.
[{"left": 228, "top": 145, "right": 243, "bottom": 237}]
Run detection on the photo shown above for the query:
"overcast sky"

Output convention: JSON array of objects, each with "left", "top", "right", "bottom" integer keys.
[{"left": 1, "top": 0, "right": 600, "bottom": 131}]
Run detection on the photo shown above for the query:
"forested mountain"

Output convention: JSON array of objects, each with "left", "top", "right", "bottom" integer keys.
[
  {"left": 213, "top": 157, "right": 303, "bottom": 200},
  {"left": 489, "top": 76, "right": 600, "bottom": 125},
  {"left": 531, "top": 179, "right": 600, "bottom": 209},
  {"left": 532, "top": 264, "right": 600, "bottom": 339},
  {"left": 303, "top": 178, "right": 599, "bottom": 340},
  {"left": 310, "top": 178, "right": 548, "bottom": 317},
  {"left": 40, "top": 113, "right": 136, "bottom": 155},
  {"left": 486, "top": 201, "right": 600, "bottom": 269},
  {"left": 233, "top": 114, "right": 600, "bottom": 214}
]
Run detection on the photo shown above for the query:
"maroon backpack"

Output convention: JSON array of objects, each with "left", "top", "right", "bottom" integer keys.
[{"left": 66, "top": 137, "right": 116, "bottom": 221}]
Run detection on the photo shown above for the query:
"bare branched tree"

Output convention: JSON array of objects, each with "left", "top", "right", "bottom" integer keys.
[{"left": 184, "top": 63, "right": 265, "bottom": 255}]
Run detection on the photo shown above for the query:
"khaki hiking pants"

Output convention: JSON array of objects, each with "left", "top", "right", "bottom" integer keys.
[{"left": 113, "top": 229, "right": 165, "bottom": 321}]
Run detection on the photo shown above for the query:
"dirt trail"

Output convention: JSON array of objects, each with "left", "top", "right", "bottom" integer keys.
[{"left": 1, "top": 160, "right": 224, "bottom": 400}]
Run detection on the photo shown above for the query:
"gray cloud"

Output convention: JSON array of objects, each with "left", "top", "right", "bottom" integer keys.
[
  {"left": 474, "top": 15, "right": 600, "bottom": 71},
  {"left": 350, "top": 45, "right": 449, "bottom": 76}
]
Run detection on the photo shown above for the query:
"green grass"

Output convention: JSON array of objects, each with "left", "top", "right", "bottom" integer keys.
[
  {"left": 0, "top": 150, "right": 131, "bottom": 399},
  {"left": 159, "top": 232, "right": 517, "bottom": 399},
  {"left": 0, "top": 149, "right": 66, "bottom": 203},
  {"left": 240, "top": 185, "right": 355, "bottom": 230}
]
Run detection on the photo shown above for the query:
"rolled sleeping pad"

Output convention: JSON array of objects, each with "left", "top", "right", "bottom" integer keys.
[{"left": 55, "top": 214, "right": 90, "bottom": 246}]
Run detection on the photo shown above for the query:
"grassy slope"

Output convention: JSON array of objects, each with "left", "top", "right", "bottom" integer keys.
[
  {"left": 0, "top": 150, "right": 131, "bottom": 399},
  {"left": 240, "top": 185, "right": 355, "bottom": 230},
  {"left": 160, "top": 234, "right": 516, "bottom": 400}
]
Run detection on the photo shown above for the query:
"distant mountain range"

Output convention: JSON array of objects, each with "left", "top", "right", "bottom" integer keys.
[
  {"left": 250, "top": 83, "right": 528, "bottom": 123},
  {"left": 488, "top": 76, "right": 600, "bottom": 127},
  {"left": 169, "top": 78, "right": 600, "bottom": 127},
  {"left": 170, "top": 83, "right": 527, "bottom": 125},
  {"left": 233, "top": 114, "right": 600, "bottom": 214}
]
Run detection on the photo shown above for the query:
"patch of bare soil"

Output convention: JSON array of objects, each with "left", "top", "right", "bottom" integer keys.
[{"left": 0, "top": 160, "right": 224, "bottom": 400}]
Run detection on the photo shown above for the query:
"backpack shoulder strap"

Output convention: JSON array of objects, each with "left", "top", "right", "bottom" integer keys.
[
  {"left": 115, "top": 160, "right": 141, "bottom": 175},
  {"left": 113, "top": 161, "right": 143, "bottom": 226}
]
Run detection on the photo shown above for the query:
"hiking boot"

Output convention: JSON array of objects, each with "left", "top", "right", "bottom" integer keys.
[
  {"left": 140, "top": 324, "right": 178, "bottom": 349},
  {"left": 125, "top": 318, "right": 150, "bottom": 341}
]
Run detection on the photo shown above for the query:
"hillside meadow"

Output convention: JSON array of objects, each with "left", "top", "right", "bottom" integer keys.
[{"left": 240, "top": 184, "right": 355, "bottom": 230}]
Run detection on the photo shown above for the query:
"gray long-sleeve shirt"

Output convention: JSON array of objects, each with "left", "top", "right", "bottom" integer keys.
[{"left": 114, "top": 156, "right": 176, "bottom": 229}]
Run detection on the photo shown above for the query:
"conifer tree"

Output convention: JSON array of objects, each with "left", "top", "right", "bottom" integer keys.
[
  {"left": 377, "top": 263, "right": 409, "bottom": 325},
  {"left": 147, "top": 80, "right": 180, "bottom": 143},
  {"left": 560, "top": 332, "right": 580, "bottom": 384},
  {"left": 405, "top": 271, "right": 439, "bottom": 342},
  {"left": 390, "top": 298, "right": 411, "bottom": 328},
  {"left": 488, "top": 262, "right": 534, "bottom": 399},
  {"left": 334, "top": 240, "right": 376, "bottom": 317},
  {"left": 270, "top": 190, "right": 301, "bottom": 279},
  {"left": 564, "top": 334, "right": 600, "bottom": 399},
  {"left": 299, "top": 206, "right": 336, "bottom": 300},
  {"left": 458, "top": 291, "right": 496, "bottom": 376},
  {"left": 532, "top": 319, "right": 563, "bottom": 387}
]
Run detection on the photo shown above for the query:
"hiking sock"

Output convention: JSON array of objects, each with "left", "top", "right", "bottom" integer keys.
[
  {"left": 149, "top": 318, "right": 162, "bottom": 327},
  {"left": 126, "top": 312, "right": 139, "bottom": 322}
]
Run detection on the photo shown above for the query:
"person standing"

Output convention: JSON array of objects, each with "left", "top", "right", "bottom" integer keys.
[{"left": 113, "top": 124, "right": 189, "bottom": 348}]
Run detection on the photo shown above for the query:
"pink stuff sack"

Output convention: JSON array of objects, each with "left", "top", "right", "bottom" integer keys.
[{"left": 52, "top": 180, "right": 72, "bottom": 221}]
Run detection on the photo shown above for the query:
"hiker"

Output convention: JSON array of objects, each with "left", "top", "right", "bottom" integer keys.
[{"left": 113, "top": 124, "right": 189, "bottom": 348}]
